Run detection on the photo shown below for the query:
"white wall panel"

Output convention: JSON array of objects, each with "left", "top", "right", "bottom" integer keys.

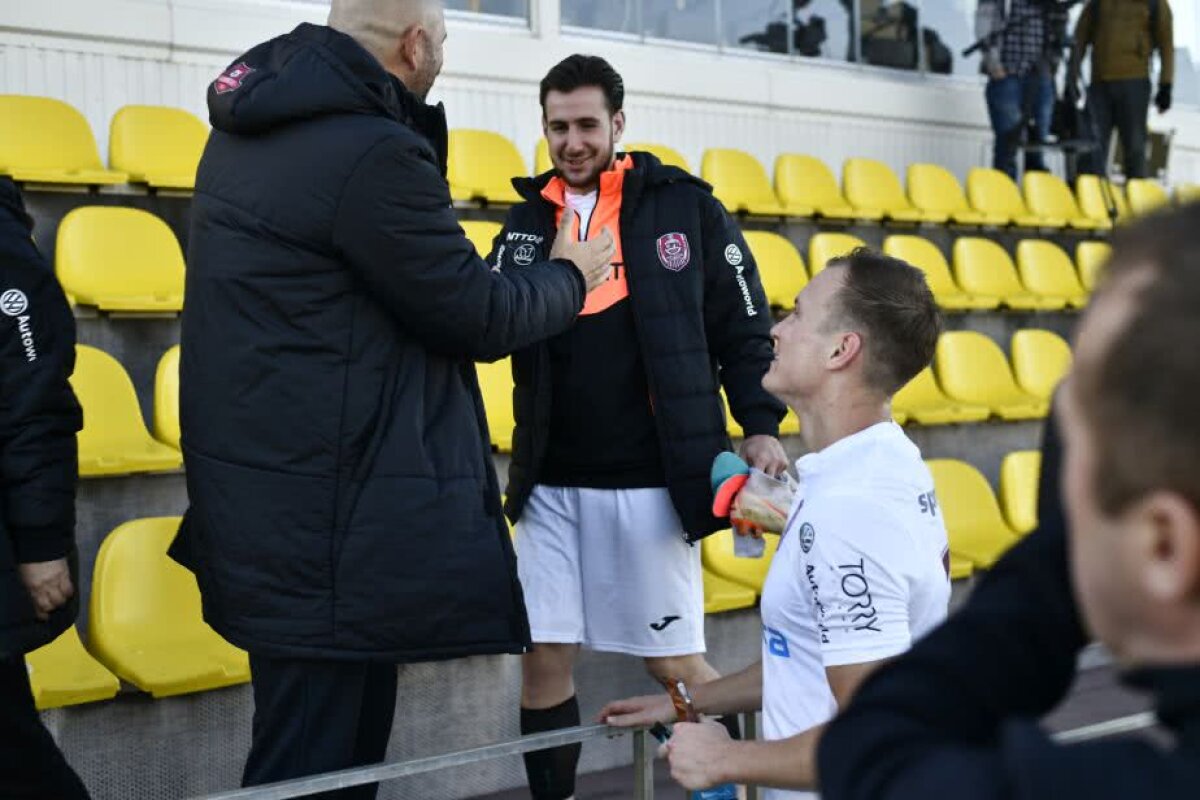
[{"left": 2, "top": 0, "right": 1198, "bottom": 184}]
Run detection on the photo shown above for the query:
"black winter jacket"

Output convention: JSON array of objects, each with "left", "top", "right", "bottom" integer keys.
[
  {"left": 172, "top": 24, "right": 586, "bottom": 661},
  {"left": 0, "top": 178, "right": 82, "bottom": 659},
  {"left": 491, "top": 156, "right": 785, "bottom": 539},
  {"left": 819, "top": 411, "right": 1200, "bottom": 798}
]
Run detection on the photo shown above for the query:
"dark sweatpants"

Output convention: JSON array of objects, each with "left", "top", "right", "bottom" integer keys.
[
  {"left": 1086, "top": 78, "right": 1152, "bottom": 179},
  {"left": 243, "top": 654, "right": 399, "bottom": 800},
  {"left": 0, "top": 655, "right": 91, "bottom": 800}
]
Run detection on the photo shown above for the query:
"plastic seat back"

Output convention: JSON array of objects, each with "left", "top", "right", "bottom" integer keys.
[
  {"left": 1023, "top": 172, "right": 1087, "bottom": 222},
  {"left": 1015, "top": 239, "right": 1087, "bottom": 306},
  {"left": 907, "top": 163, "right": 972, "bottom": 216},
  {"left": 935, "top": 331, "right": 1032, "bottom": 409},
  {"left": 844, "top": 157, "right": 914, "bottom": 214},
  {"left": 447, "top": 129, "right": 525, "bottom": 203},
  {"left": 882, "top": 235, "right": 963, "bottom": 301},
  {"left": 1000, "top": 451, "right": 1042, "bottom": 536},
  {"left": 1126, "top": 178, "right": 1169, "bottom": 216},
  {"left": 808, "top": 232, "right": 867, "bottom": 276},
  {"left": 71, "top": 345, "right": 182, "bottom": 476},
  {"left": 966, "top": 167, "right": 1032, "bottom": 221},
  {"left": 0, "top": 95, "right": 126, "bottom": 184},
  {"left": 109, "top": 105, "right": 208, "bottom": 189},
  {"left": 952, "top": 237, "right": 1027, "bottom": 300},
  {"left": 701, "top": 148, "right": 783, "bottom": 214},
  {"left": 702, "top": 529, "right": 780, "bottom": 593},
  {"left": 476, "top": 358, "right": 515, "bottom": 452},
  {"left": 1075, "top": 175, "right": 1129, "bottom": 223},
  {"left": 775, "top": 154, "right": 847, "bottom": 212},
  {"left": 1076, "top": 241, "right": 1111, "bottom": 292},
  {"left": 89, "top": 517, "right": 249, "bottom": 696},
  {"left": 1175, "top": 183, "right": 1200, "bottom": 206},
  {"left": 461, "top": 220, "right": 502, "bottom": 259},
  {"left": 154, "top": 346, "right": 181, "bottom": 449},
  {"left": 25, "top": 626, "right": 120, "bottom": 710},
  {"left": 744, "top": 231, "right": 807, "bottom": 310},
  {"left": 926, "top": 459, "right": 1018, "bottom": 568},
  {"left": 56, "top": 207, "right": 185, "bottom": 312},
  {"left": 893, "top": 368, "right": 950, "bottom": 415},
  {"left": 626, "top": 142, "right": 692, "bottom": 173},
  {"left": 1009, "top": 329, "right": 1072, "bottom": 402}
]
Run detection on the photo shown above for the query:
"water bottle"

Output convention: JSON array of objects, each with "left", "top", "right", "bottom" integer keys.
[{"left": 692, "top": 784, "right": 738, "bottom": 799}]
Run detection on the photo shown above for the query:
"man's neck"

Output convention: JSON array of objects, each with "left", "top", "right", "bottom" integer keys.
[{"left": 791, "top": 387, "right": 892, "bottom": 454}]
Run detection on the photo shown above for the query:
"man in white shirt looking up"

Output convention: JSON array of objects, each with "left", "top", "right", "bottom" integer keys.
[{"left": 601, "top": 247, "right": 951, "bottom": 798}]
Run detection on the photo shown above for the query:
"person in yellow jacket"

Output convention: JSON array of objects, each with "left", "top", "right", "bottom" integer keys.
[{"left": 1070, "top": 0, "right": 1174, "bottom": 178}]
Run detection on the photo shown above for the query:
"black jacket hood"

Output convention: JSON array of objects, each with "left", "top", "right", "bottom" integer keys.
[{"left": 207, "top": 22, "right": 445, "bottom": 149}]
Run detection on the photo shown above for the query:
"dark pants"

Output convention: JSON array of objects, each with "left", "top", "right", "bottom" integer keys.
[
  {"left": 0, "top": 655, "right": 90, "bottom": 800},
  {"left": 1085, "top": 78, "right": 1152, "bottom": 178},
  {"left": 244, "top": 654, "right": 399, "bottom": 800},
  {"left": 986, "top": 70, "right": 1055, "bottom": 180}
]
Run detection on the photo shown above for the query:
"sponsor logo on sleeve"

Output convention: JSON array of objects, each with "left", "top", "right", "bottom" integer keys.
[
  {"left": 724, "top": 243, "right": 744, "bottom": 266},
  {"left": 2, "top": 289, "right": 37, "bottom": 362},
  {"left": 513, "top": 243, "right": 537, "bottom": 266}
]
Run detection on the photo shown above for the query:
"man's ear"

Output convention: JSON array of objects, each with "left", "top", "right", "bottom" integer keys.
[
  {"left": 828, "top": 331, "right": 863, "bottom": 371},
  {"left": 1135, "top": 491, "right": 1200, "bottom": 604},
  {"left": 612, "top": 110, "right": 626, "bottom": 144}
]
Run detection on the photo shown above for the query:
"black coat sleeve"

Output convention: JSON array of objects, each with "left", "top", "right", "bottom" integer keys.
[
  {"left": 817, "top": 411, "right": 1090, "bottom": 799},
  {"left": 0, "top": 212, "right": 82, "bottom": 564},
  {"left": 699, "top": 195, "right": 785, "bottom": 437},
  {"left": 332, "top": 136, "right": 584, "bottom": 361}
]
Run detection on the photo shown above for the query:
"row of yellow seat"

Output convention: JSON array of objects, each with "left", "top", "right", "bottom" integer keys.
[
  {"left": 25, "top": 516, "right": 249, "bottom": 711},
  {"left": 702, "top": 451, "right": 1041, "bottom": 612},
  {"left": 1, "top": 96, "right": 207, "bottom": 189}
]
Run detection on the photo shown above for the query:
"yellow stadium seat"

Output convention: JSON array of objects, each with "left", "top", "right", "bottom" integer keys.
[
  {"left": 1022, "top": 172, "right": 1103, "bottom": 231},
  {"left": 952, "top": 237, "right": 1063, "bottom": 311},
  {"left": 721, "top": 387, "right": 800, "bottom": 437},
  {"left": 1075, "top": 175, "right": 1129, "bottom": 227},
  {"left": 935, "top": 331, "right": 1048, "bottom": 420},
  {"left": 882, "top": 235, "right": 998, "bottom": 310},
  {"left": 926, "top": 459, "right": 1019, "bottom": 569},
  {"left": 25, "top": 626, "right": 120, "bottom": 710},
  {"left": 71, "top": 345, "right": 182, "bottom": 477},
  {"left": 154, "top": 345, "right": 180, "bottom": 450},
  {"left": 907, "top": 163, "right": 993, "bottom": 225},
  {"left": 1126, "top": 178, "right": 1169, "bottom": 216},
  {"left": 703, "top": 568, "right": 757, "bottom": 613},
  {"left": 892, "top": 367, "right": 990, "bottom": 426},
  {"left": 774, "top": 154, "right": 880, "bottom": 221},
  {"left": 1076, "top": 241, "right": 1111, "bottom": 292},
  {"left": 109, "top": 105, "right": 208, "bottom": 190},
  {"left": 534, "top": 139, "right": 553, "bottom": 175},
  {"left": 1015, "top": 239, "right": 1089, "bottom": 309},
  {"left": 843, "top": 158, "right": 942, "bottom": 223},
  {"left": 1174, "top": 183, "right": 1200, "bottom": 206},
  {"left": 1000, "top": 450, "right": 1041, "bottom": 536},
  {"left": 744, "top": 231, "right": 807, "bottom": 310},
  {"left": 0, "top": 95, "right": 128, "bottom": 185},
  {"left": 477, "top": 358, "right": 515, "bottom": 452},
  {"left": 701, "top": 148, "right": 786, "bottom": 216},
  {"left": 56, "top": 207, "right": 185, "bottom": 313},
  {"left": 966, "top": 168, "right": 1056, "bottom": 228},
  {"left": 447, "top": 129, "right": 525, "bottom": 204},
  {"left": 702, "top": 529, "right": 780, "bottom": 594},
  {"left": 461, "top": 220, "right": 502, "bottom": 259},
  {"left": 89, "top": 517, "right": 250, "bottom": 698},
  {"left": 808, "top": 232, "right": 867, "bottom": 276},
  {"left": 1009, "top": 329, "right": 1071, "bottom": 403},
  {"left": 625, "top": 142, "right": 692, "bottom": 173},
  {"left": 949, "top": 555, "right": 974, "bottom": 581}
]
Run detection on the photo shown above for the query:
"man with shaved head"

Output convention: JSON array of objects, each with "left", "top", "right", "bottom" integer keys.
[{"left": 173, "top": 1, "right": 614, "bottom": 796}]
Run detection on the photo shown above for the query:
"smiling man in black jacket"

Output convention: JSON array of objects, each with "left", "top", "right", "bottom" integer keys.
[
  {"left": 172, "top": 1, "right": 615, "bottom": 796},
  {"left": 0, "top": 178, "right": 88, "bottom": 799},
  {"left": 818, "top": 206, "right": 1200, "bottom": 799},
  {"left": 488, "top": 55, "right": 788, "bottom": 800}
]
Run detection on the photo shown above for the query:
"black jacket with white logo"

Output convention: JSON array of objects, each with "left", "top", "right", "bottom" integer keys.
[
  {"left": 490, "top": 155, "right": 785, "bottom": 540},
  {"left": 173, "top": 24, "right": 585, "bottom": 661},
  {"left": 0, "top": 178, "right": 82, "bottom": 659}
]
